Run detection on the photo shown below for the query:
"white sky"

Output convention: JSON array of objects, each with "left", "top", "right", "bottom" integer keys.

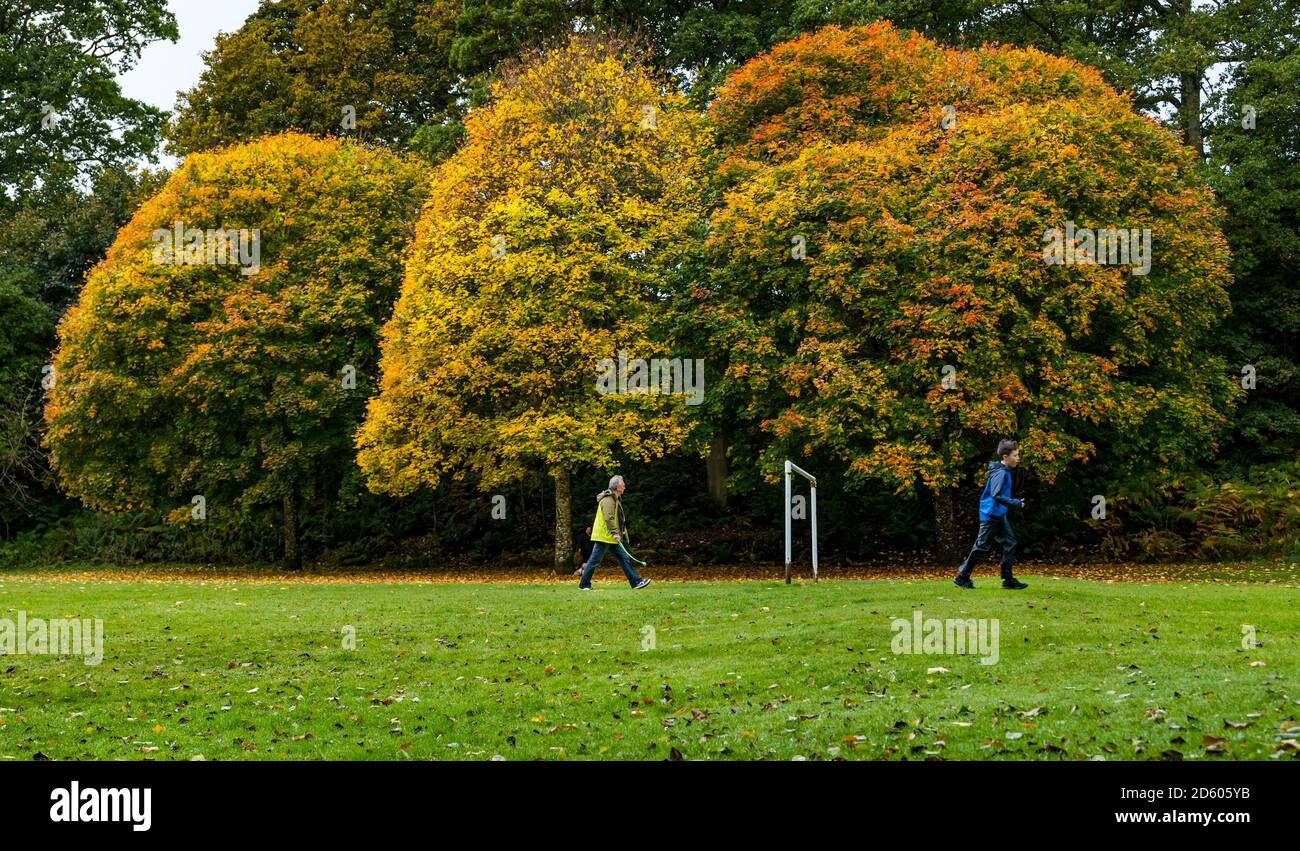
[{"left": 116, "top": 0, "right": 263, "bottom": 168}]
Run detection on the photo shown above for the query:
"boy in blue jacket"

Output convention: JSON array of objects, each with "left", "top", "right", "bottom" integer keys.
[{"left": 954, "top": 439, "right": 1029, "bottom": 590}]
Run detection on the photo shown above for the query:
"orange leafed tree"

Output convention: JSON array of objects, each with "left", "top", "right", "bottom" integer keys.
[{"left": 699, "top": 23, "right": 1235, "bottom": 559}]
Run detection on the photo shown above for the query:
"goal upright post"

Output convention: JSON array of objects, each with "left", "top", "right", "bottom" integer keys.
[{"left": 783, "top": 460, "right": 818, "bottom": 583}]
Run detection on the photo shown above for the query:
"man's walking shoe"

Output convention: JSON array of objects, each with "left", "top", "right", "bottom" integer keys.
[
  {"left": 1002, "top": 578, "right": 1028, "bottom": 590},
  {"left": 633, "top": 578, "right": 651, "bottom": 590},
  {"left": 579, "top": 586, "right": 592, "bottom": 591},
  {"left": 953, "top": 576, "right": 975, "bottom": 589}
]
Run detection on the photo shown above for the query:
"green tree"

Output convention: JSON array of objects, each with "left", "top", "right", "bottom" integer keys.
[
  {"left": 0, "top": 278, "right": 54, "bottom": 534},
  {"left": 0, "top": 169, "right": 170, "bottom": 312},
  {"left": 0, "top": 0, "right": 175, "bottom": 197},
  {"left": 0, "top": 168, "right": 168, "bottom": 534},
  {"left": 1204, "top": 18, "right": 1300, "bottom": 463},
  {"left": 939, "top": 2, "right": 1295, "bottom": 160}
]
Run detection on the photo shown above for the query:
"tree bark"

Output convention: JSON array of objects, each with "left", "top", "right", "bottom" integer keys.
[
  {"left": 706, "top": 433, "right": 728, "bottom": 508},
  {"left": 552, "top": 466, "right": 572, "bottom": 574},
  {"left": 933, "top": 485, "right": 964, "bottom": 564},
  {"left": 283, "top": 488, "right": 302, "bottom": 571},
  {"left": 1179, "top": 70, "right": 1205, "bottom": 159}
]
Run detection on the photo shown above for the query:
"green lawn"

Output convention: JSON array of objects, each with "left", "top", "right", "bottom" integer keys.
[{"left": 1, "top": 571, "right": 1297, "bottom": 760}]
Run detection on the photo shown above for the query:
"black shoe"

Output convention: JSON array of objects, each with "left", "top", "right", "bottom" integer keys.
[
  {"left": 1002, "top": 578, "right": 1028, "bottom": 590},
  {"left": 953, "top": 576, "right": 975, "bottom": 589}
]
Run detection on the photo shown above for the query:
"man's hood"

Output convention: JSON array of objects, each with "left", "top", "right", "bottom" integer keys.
[{"left": 988, "top": 460, "right": 1004, "bottom": 474}]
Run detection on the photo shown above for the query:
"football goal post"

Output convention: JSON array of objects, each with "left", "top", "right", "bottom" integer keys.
[{"left": 783, "top": 460, "right": 818, "bottom": 583}]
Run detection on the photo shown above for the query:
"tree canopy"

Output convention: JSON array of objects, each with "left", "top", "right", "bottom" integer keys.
[
  {"left": 699, "top": 22, "right": 1235, "bottom": 557},
  {"left": 45, "top": 133, "right": 429, "bottom": 567},
  {"left": 0, "top": 0, "right": 176, "bottom": 198},
  {"left": 356, "top": 34, "right": 711, "bottom": 568}
]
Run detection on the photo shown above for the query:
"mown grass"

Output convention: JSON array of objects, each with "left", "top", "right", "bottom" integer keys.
[{"left": 1, "top": 571, "right": 1297, "bottom": 760}]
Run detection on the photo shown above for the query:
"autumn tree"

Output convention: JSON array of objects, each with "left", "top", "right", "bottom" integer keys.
[
  {"left": 356, "top": 34, "right": 710, "bottom": 571},
  {"left": 45, "top": 133, "right": 428, "bottom": 568},
  {"left": 699, "top": 23, "right": 1235, "bottom": 560},
  {"left": 167, "top": 0, "right": 463, "bottom": 159}
]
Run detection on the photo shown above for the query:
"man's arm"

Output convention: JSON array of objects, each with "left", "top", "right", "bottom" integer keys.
[{"left": 600, "top": 495, "right": 621, "bottom": 541}]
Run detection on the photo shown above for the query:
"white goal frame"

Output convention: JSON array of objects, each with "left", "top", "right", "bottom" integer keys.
[{"left": 783, "top": 460, "right": 818, "bottom": 583}]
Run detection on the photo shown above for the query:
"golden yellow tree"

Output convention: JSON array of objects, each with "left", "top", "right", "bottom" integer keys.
[{"left": 356, "top": 35, "right": 711, "bottom": 570}]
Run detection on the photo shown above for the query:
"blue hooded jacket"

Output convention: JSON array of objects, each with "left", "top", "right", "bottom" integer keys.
[{"left": 978, "top": 459, "right": 1022, "bottom": 521}]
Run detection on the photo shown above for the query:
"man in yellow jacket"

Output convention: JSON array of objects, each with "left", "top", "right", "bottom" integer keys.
[{"left": 578, "top": 475, "right": 651, "bottom": 591}]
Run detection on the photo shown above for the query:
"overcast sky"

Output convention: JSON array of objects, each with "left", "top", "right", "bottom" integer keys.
[{"left": 116, "top": 0, "right": 263, "bottom": 167}]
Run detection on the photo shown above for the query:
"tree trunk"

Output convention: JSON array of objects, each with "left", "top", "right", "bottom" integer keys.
[
  {"left": 1179, "top": 70, "right": 1205, "bottom": 160},
  {"left": 552, "top": 466, "right": 572, "bottom": 574},
  {"left": 283, "top": 488, "right": 302, "bottom": 571},
  {"left": 706, "top": 433, "right": 728, "bottom": 508},
  {"left": 933, "top": 485, "right": 964, "bottom": 564}
]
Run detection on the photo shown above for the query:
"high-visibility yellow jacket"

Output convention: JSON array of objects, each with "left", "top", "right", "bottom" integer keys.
[{"left": 590, "top": 489, "right": 628, "bottom": 545}]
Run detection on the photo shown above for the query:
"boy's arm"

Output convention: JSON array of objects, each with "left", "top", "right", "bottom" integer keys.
[{"left": 988, "top": 468, "right": 1022, "bottom": 507}]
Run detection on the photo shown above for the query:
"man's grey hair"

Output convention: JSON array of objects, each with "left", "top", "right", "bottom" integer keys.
[{"left": 609, "top": 475, "right": 625, "bottom": 490}]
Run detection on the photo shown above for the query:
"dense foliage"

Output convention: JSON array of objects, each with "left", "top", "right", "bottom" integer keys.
[
  {"left": 44, "top": 134, "right": 428, "bottom": 567},
  {"left": 356, "top": 35, "right": 710, "bottom": 569},
  {"left": 3, "top": 3, "right": 1295, "bottom": 568}
]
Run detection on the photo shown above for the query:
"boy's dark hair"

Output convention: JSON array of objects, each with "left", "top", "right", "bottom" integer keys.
[{"left": 996, "top": 439, "right": 1018, "bottom": 458}]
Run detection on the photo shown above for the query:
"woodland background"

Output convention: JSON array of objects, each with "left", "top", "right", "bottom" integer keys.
[{"left": 1, "top": 1, "right": 1297, "bottom": 571}]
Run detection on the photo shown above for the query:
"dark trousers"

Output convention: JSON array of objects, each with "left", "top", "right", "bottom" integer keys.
[
  {"left": 956, "top": 514, "right": 1017, "bottom": 579},
  {"left": 579, "top": 541, "right": 643, "bottom": 588}
]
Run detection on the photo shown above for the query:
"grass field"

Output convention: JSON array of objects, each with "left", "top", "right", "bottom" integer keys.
[{"left": 1, "top": 566, "right": 1298, "bottom": 760}]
